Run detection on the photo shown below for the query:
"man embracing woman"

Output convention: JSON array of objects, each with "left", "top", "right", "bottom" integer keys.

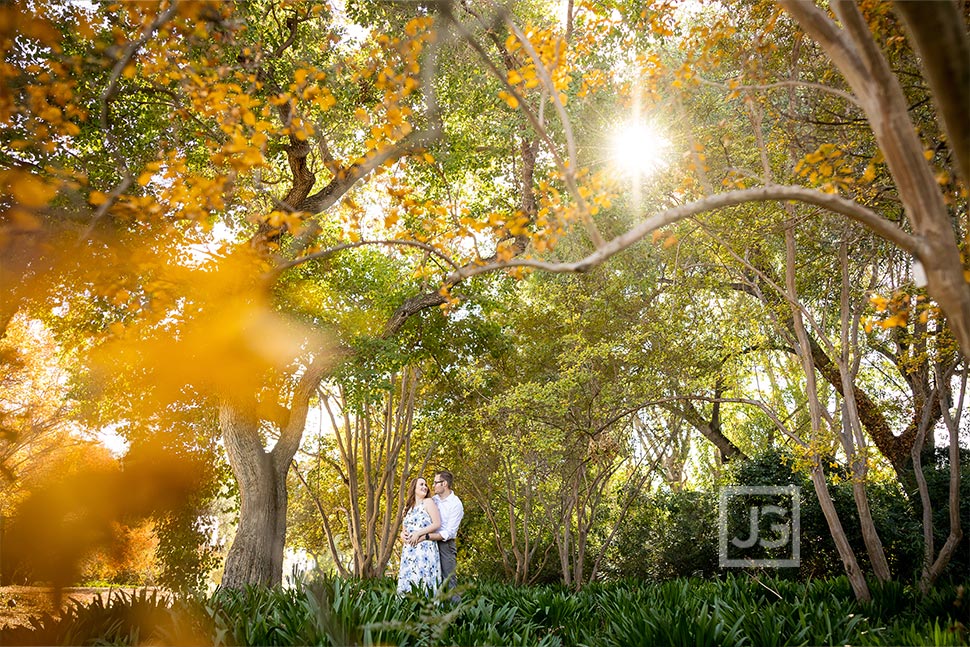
[{"left": 396, "top": 470, "right": 464, "bottom": 597}]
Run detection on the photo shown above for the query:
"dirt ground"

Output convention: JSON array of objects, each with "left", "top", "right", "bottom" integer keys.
[{"left": 0, "top": 586, "right": 158, "bottom": 630}]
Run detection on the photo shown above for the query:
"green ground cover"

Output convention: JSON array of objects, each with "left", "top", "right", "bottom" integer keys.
[{"left": 1, "top": 575, "right": 967, "bottom": 646}]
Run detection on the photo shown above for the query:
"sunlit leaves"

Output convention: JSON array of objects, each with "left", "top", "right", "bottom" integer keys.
[
  {"left": 793, "top": 144, "right": 860, "bottom": 194},
  {"left": 0, "top": 316, "right": 82, "bottom": 514}
]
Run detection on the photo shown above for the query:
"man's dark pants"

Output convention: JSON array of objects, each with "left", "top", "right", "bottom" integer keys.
[{"left": 438, "top": 538, "right": 457, "bottom": 593}]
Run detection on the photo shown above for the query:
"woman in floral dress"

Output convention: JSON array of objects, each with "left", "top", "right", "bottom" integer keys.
[{"left": 397, "top": 476, "right": 442, "bottom": 594}]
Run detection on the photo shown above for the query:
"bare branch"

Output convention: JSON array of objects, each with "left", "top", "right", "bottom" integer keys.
[
  {"left": 697, "top": 76, "right": 862, "bottom": 109},
  {"left": 272, "top": 238, "right": 461, "bottom": 276},
  {"left": 447, "top": 184, "right": 922, "bottom": 281}
]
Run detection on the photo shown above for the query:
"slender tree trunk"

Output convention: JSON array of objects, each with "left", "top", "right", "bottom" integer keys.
[
  {"left": 809, "top": 462, "right": 870, "bottom": 600},
  {"left": 916, "top": 370, "right": 965, "bottom": 593},
  {"left": 291, "top": 464, "right": 351, "bottom": 577},
  {"left": 786, "top": 226, "right": 871, "bottom": 600},
  {"left": 838, "top": 245, "right": 892, "bottom": 583},
  {"left": 849, "top": 467, "right": 891, "bottom": 582},
  {"left": 546, "top": 490, "right": 573, "bottom": 588},
  {"left": 588, "top": 464, "right": 654, "bottom": 582},
  {"left": 316, "top": 371, "right": 420, "bottom": 579}
]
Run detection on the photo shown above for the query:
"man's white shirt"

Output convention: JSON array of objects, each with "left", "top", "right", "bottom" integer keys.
[{"left": 433, "top": 492, "right": 464, "bottom": 541}]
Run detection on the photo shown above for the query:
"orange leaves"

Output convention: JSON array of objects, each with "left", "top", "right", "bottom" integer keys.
[
  {"left": 344, "top": 17, "right": 433, "bottom": 166},
  {"left": 650, "top": 229, "right": 679, "bottom": 249},
  {"left": 291, "top": 67, "right": 336, "bottom": 112},
  {"left": 794, "top": 143, "right": 857, "bottom": 193},
  {"left": 403, "top": 16, "right": 425, "bottom": 38},
  {"left": 6, "top": 57, "right": 85, "bottom": 142},
  {"left": 577, "top": 68, "right": 609, "bottom": 99},
  {"left": 500, "top": 24, "right": 572, "bottom": 110},
  {"left": 259, "top": 209, "right": 307, "bottom": 237},
  {"left": 0, "top": 3, "right": 61, "bottom": 52},
  {"left": 721, "top": 170, "right": 750, "bottom": 190},
  {"left": 498, "top": 91, "right": 519, "bottom": 110},
  {"left": 863, "top": 290, "right": 942, "bottom": 333},
  {"left": 4, "top": 169, "right": 57, "bottom": 208},
  {"left": 216, "top": 132, "right": 266, "bottom": 171},
  {"left": 92, "top": 251, "right": 338, "bottom": 403},
  {"left": 0, "top": 169, "right": 58, "bottom": 242},
  {"left": 635, "top": 0, "right": 678, "bottom": 38}
]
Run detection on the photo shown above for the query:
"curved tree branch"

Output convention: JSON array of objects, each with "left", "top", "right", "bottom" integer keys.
[{"left": 448, "top": 184, "right": 922, "bottom": 281}]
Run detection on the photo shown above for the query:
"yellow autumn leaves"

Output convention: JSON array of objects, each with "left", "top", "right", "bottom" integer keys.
[
  {"left": 500, "top": 24, "right": 571, "bottom": 110},
  {"left": 863, "top": 291, "right": 944, "bottom": 333},
  {"left": 793, "top": 144, "right": 866, "bottom": 194},
  {"left": 92, "top": 250, "right": 339, "bottom": 404}
]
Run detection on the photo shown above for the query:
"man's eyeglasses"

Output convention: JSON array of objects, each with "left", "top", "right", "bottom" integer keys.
[{"left": 433, "top": 480, "right": 443, "bottom": 484}]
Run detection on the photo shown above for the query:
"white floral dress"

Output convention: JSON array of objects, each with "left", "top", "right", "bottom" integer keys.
[{"left": 397, "top": 503, "right": 441, "bottom": 594}]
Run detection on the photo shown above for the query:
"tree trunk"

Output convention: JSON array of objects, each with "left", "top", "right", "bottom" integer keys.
[
  {"left": 671, "top": 400, "right": 745, "bottom": 463},
  {"left": 779, "top": 0, "right": 970, "bottom": 359},
  {"left": 220, "top": 402, "right": 289, "bottom": 588},
  {"left": 810, "top": 462, "right": 871, "bottom": 600},
  {"left": 892, "top": 1, "right": 970, "bottom": 189},
  {"left": 840, "top": 378, "right": 892, "bottom": 582},
  {"left": 850, "top": 471, "right": 891, "bottom": 583},
  {"left": 915, "top": 370, "right": 965, "bottom": 593},
  {"left": 217, "top": 353, "right": 327, "bottom": 587},
  {"left": 785, "top": 225, "right": 871, "bottom": 600}
]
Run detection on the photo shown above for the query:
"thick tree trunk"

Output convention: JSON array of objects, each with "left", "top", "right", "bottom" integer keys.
[
  {"left": 222, "top": 453, "right": 288, "bottom": 587},
  {"left": 892, "top": 1, "right": 970, "bottom": 189},
  {"left": 219, "top": 401, "right": 290, "bottom": 588},
  {"left": 217, "top": 353, "right": 326, "bottom": 587}
]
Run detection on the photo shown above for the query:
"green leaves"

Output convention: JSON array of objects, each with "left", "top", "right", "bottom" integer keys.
[{"left": 5, "top": 576, "right": 967, "bottom": 646}]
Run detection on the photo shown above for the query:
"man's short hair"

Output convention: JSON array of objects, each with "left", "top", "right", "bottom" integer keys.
[{"left": 436, "top": 470, "right": 454, "bottom": 489}]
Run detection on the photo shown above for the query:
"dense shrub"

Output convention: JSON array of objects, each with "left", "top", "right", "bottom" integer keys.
[
  {"left": 607, "top": 447, "right": 964, "bottom": 585},
  {"left": 605, "top": 489, "right": 719, "bottom": 581},
  {"left": 731, "top": 447, "right": 965, "bottom": 583}
]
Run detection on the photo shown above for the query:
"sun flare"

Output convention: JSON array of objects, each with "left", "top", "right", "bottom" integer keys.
[{"left": 610, "top": 122, "right": 671, "bottom": 177}]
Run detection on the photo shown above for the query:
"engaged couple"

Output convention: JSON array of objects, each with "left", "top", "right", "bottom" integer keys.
[{"left": 396, "top": 469, "right": 464, "bottom": 597}]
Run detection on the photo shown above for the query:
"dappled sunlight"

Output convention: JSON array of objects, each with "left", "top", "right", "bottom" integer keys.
[{"left": 1, "top": 0, "right": 967, "bottom": 628}]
